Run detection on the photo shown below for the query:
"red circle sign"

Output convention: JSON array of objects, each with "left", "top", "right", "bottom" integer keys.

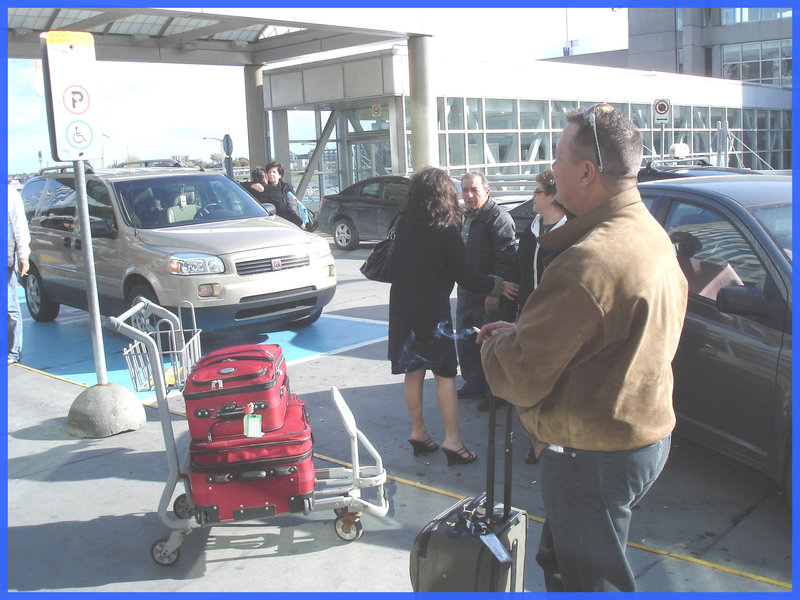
[{"left": 654, "top": 100, "right": 670, "bottom": 115}]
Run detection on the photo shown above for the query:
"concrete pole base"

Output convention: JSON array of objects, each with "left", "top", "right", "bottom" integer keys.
[{"left": 67, "top": 382, "right": 146, "bottom": 438}]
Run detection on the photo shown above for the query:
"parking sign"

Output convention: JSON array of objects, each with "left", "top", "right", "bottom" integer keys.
[{"left": 40, "top": 31, "right": 102, "bottom": 162}]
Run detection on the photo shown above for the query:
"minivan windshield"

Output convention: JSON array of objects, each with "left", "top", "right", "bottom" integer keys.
[{"left": 112, "top": 174, "right": 270, "bottom": 229}]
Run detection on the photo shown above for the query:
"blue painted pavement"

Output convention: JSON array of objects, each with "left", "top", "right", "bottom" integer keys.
[{"left": 13, "top": 284, "right": 387, "bottom": 398}]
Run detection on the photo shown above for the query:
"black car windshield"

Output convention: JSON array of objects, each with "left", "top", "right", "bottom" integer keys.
[
  {"left": 112, "top": 174, "right": 269, "bottom": 229},
  {"left": 749, "top": 202, "right": 792, "bottom": 263}
]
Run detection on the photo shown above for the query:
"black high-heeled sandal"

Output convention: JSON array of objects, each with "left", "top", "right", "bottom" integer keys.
[
  {"left": 409, "top": 437, "right": 440, "bottom": 456},
  {"left": 442, "top": 445, "right": 477, "bottom": 466}
]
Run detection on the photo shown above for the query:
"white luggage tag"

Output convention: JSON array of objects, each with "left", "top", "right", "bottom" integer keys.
[{"left": 243, "top": 402, "right": 262, "bottom": 438}]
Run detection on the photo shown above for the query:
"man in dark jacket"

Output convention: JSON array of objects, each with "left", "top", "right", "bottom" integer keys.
[{"left": 456, "top": 172, "right": 516, "bottom": 410}]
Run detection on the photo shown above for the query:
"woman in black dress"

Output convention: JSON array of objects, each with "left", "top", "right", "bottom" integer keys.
[{"left": 388, "top": 167, "right": 518, "bottom": 466}]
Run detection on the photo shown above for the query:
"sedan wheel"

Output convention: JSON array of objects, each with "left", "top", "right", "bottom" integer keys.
[{"left": 333, "top": 219, "right": 359, "bottom": 250}]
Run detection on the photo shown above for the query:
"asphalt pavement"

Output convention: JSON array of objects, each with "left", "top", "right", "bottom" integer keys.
[{"left": 6, "top": 239, "right": 793, "bottom": 593}]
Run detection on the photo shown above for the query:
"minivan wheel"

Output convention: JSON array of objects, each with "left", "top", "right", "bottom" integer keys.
[
  {"left": 333, "top": 219, "right": 359, "bottom": 250},
  {"left": 24, "top": 266, "right": 60, "bottom": 322},
  {"left": 289, "top": 308, "right": 323, "bottom": 328}
]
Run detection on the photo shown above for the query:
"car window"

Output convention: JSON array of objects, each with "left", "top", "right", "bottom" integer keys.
[
  {"left": 665, "top": 202, "right": 766, "bottom": 300},
  {"left": 21, "top": 179, "right": 48, "bottom": 221},
  {"left": 112, "top": 174, "right": 267, "bottom": 229},
  {"left": 38, "top": 178, "right": 77, "bottom": 231},
  {"left": 749, "top": 203, "right": 792, "bottom": 263},
  {"left": 359, "top": 182, "right": 380, "bottom": 199},
  {"left": 383, "top": 181, "right": 409, "bottom": 205},
  {"left": 86, "top": 180, "right": 118, "bottom": 234}
]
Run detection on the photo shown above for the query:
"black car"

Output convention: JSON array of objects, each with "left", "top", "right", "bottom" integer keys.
[
  {"left": 637, "top": 160, "right": 763, "bottom": 182},
  {"left": 640, "top": 175, "right": 792, "bottom": 497},
  {"left": 506, "top": 162, "right": 766, "bottom": 235},
  {"left": 318, "top": 176, "right": 409, "bottom": 250}
]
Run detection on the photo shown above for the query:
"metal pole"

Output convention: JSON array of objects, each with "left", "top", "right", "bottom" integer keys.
[
  {"left": 661, "top": 123, "right": 665, "bottom": 159},
  {"left": 73, "top": 159, "right": 108, "bottom": 384}
]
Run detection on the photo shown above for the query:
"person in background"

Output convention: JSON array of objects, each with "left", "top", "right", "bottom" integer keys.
[
  {"left": 388, "top": 167, "right": 518, "bottom": 466},
  {"left": 478, "top": 104, "right": 687, "bottom": 591},
  {"left": 455, "top": 172, "right": 516, "bottom": 411},
  {"left": 246, "top": 163, "right": 304, "bottom": 228},
  {"left": 507, "top": 169, "right": 567, "bottom": 464},
  {"left": 8, "top": 184, "right": 30, "bottom": 365}
]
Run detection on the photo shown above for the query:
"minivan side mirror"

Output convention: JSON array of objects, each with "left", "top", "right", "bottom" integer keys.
[
  {"left": 716, "top": 285, "right": 767, "bottom": 316},
  {"left": 262, "top": 203, "right": 276, "bottom": 216}
]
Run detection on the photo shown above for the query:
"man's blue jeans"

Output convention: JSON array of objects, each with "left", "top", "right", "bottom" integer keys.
[
  {"left": 8, "top": 266, "right": 22, "bottom": 362},
  {"left": 535, "top": 435, "right": 671, "bottom": 592}
]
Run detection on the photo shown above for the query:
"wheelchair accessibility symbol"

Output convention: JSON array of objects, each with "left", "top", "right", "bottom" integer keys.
[{"left": 66, "top": 120, "right": 93, "bottom": 151}]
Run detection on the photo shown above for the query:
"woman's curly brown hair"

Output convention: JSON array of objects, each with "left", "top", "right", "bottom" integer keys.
[{"left": 400, "top": 167, "right": 462, "bottom": 230}]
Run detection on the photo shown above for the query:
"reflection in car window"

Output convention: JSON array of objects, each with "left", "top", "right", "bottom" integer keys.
[
  {"left": 665, "top": 202, "right": 766, "bottom": 300},
  {"left": 86, "top": 180, "right": 118, "bottom": 233},
  {"left": 39, "top": 178, "right": 77, "bottom": 231},
  {"left": 360, "top": 182, "right": 380, "bottom": 199},
  {"left": 384, "top": 182, "right": 409, "bottom": 204},
  {"left": 749, "top": 203, "right": 792, "bottom": 263}
]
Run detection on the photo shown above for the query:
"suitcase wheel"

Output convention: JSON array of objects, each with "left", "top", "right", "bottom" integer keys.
[
  {"left": 173, "top": 494, "right": 194, "bottom": 519},
  {"left": 151, "top": 538, "right": 180, "bottom": 566},
  {"left": 334, "top": 514, "right": 364, "bottom": 542}
]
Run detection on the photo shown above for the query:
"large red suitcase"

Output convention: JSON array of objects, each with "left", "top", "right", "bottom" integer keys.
[
  {"left": 188, "top": 394, "right": 314, "bottom": 522},
  {"left": 183, "top": 344, "right": 288, "bottom": 441}
]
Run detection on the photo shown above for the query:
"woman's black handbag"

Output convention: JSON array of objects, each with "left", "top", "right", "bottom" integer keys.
[
  {"left": 360, "top": 226, "right": 396, "bottom": 283},
  {"left": 305, "top": 209, "right": 319, "bottom": 232}
]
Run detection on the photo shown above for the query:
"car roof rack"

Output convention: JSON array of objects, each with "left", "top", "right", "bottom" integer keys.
[
  {"left": 37, "top": 164, "right": 95, "bottom": 175},
  {"left": 114, "top": 159, "right": 188, "bottom": 168}
]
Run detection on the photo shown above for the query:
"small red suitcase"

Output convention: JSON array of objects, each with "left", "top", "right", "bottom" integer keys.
[
  {"left": 188, "top": 394, "right": 315, "bottom": 522},
  {"left": 183, "top": 345, "right": 288, "bottom": 441}
]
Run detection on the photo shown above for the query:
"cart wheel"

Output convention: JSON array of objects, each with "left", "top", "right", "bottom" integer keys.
[
  {"left": 151, "top": 538, "right": 180, "bottom": 566},
  {"left": 173, "top": 494, "right": 193, "bottom": 519},
  {"left": 334, "top": 515, "right": 364, "bottom": 542}
]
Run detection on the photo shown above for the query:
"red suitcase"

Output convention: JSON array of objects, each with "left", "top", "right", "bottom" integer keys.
[
  {"left": 183, "top": 345, "right": 288, "bottom": 441},
  {"left": 188, "top": 394, "right": 315, "bottom": 522}
]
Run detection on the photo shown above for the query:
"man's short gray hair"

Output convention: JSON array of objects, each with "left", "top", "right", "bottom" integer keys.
[
  {"left": 566, "top": 107, "right": 643, "bottom": 179},
  {"left": 461, "top": 171, "right": 490, "bottom": 190}
]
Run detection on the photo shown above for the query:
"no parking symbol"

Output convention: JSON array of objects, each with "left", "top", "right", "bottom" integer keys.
[{"left": 654, "top": 99, "right": 671, "bottom": 124}]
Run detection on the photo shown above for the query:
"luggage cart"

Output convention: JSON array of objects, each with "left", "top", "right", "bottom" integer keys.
[{"left": 104, "top": 299, "right": 389, "bottom": 566}]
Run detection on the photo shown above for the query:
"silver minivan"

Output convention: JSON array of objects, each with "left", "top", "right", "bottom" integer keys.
[{"left": 20, "top": 165, "right": 336, "bottom": 331}]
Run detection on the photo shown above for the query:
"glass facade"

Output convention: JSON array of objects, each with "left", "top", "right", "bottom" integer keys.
[
  {"left": 280, "top": 95, "right": 791, "bottom": 199},
  {"left": 723, "top": 39, "right": 792, "bottom": 87},
  {"left": 411, "top": 97, "right": 792, "bottom": 173}
]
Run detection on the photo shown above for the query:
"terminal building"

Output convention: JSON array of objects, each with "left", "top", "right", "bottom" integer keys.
[{"left": 7, "top": 7, "right": 792, "bottom": 200}]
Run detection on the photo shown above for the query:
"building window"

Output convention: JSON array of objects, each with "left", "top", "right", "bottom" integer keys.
[
  {"left": 485, "top": 98, "right": 517, "bottom": 129},
  {"left": 721, "top": 7, "right": 792, "bottom": 24},
  {"left": 722, "top": 39, "right": 792, "bottom": 87}
]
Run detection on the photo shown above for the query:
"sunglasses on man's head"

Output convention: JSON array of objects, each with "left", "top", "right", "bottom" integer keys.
[{"left": 583, "top": 103, "right": 614, "bottom": 173}]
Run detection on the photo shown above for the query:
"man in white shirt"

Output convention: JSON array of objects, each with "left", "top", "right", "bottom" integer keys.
[{"left": 8, "top": 184, "right": 30, "bottom": 364}]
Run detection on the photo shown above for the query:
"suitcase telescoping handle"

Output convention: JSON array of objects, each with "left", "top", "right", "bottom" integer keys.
[{"left": 485, "top": 393, "right": 514, "bottom": 524}]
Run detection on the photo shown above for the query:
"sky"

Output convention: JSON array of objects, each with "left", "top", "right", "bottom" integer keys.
[{"left": 6, "top": 7, "right": 628, "bottom": 176}]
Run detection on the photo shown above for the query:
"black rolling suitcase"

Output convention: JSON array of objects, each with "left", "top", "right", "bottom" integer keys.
[{"left": 409, "top": 396, "right": 527, "bottom": 592}]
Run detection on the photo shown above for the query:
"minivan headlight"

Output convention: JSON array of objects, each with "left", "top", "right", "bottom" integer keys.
[{"left": 168, "top": 253, "right": 225, "bottom": 275}]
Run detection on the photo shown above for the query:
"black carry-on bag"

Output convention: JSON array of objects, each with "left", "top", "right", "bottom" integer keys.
[{"left": 409, "top": 395, "right": 527, "bottom": 592}]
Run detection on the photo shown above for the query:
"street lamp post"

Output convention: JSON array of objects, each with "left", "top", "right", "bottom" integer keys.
[{"left": 202, "top": 136, "right": 224, "bottom": 165}]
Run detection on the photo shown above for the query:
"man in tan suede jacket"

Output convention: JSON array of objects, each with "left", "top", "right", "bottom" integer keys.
[{"left": 478, "top": 104, "right": 687, "bottom": 592}]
